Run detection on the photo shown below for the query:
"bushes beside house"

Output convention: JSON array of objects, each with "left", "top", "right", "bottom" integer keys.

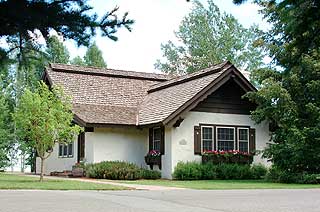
[
  {"left": 85, "top": 161, "right": 161, "bottom": 180},
  {"left": 266, "top": 167, "right": 320, "bottom": 184},
  {"left": 173, "top": 161, "right": 267, "bottom": 180}
]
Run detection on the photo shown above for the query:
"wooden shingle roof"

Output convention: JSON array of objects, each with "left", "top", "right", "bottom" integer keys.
[{"left": 44, "top": 62, "right": 254, "bottom": 127}]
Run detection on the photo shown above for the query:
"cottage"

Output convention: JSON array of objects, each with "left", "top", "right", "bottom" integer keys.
[{"left": 36, "top": 61, "right": 270, "bottom": 178}]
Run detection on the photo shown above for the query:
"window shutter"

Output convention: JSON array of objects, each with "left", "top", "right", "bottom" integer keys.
[
  {"left": 249, "top": 128, "right": 256, "bottom": 153},
  {"left": 149, "top": 128, "right": 153, "bottom": 151},
  {"left": 194, "top": 126, "right": 201, "bottom": 155},
  {"left": 160, "top": 126, "right": 165, "bottom": 155}
]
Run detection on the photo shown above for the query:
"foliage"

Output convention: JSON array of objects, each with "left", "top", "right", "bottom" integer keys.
[
  {"left": 0, "top": 0, "right": 134, "bottom": 65},
  {"left": 0, "top": 93, "right": 12, "bottom": 169},
  {"left": 71, "top": 56, "right": 86, "bottom": 66},
  {"left": 45, "top": 36, "right": 70, "bottom": 64},
  {"left": 14, "top": 82, "right": 82, "bottom": 181},
  {"left": 173, "top": 161, "right": 268, "bottom": 180},
  {"left": 216, "top": 164, "right": 252, "bottom": 180},
  {"left": 85, "top": 161, "right": 161, "bottom": 180},
  {"left": 202, "top": 150, "right": 254, "bottom": 165},
  {"left": 140, "top": 169, "right": 161, "bottom": 180},
  {"left": 251, "top": 163, "right": 268, "bottom": 179},
  {"left": 85, "top": 161, "right": 142, "bottom": 180},
  {"left": 173, "top": 162, "right": 204, "bottom": 180},
  {"left": 266, "top": 166, "right": 320, "bottom": 184},
  {"left": 84, "top": 42, "right": 107, "bottom": 68},
  {"left": 155, "top": 0, "right": 265, "bottom": 75},
  {"left": 239, "top": 0, "right": 320, "bottom": 176}
]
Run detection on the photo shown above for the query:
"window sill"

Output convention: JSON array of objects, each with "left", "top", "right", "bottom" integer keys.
[{"left": 58, "top": 156, "right": 73, "bottom": 158}]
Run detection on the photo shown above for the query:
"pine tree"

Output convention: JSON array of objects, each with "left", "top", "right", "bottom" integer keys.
[
  {"left": 234, "top": 0, "right": 320, "bottom": 177},
  {"left": 84, "top": 43, "right": 107, "bottom": 68},
  {"left": 46, "top": 36, "right": 70, "bottom": 64}
]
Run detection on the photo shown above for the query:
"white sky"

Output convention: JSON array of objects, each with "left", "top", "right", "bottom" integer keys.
[{"left": 64, "top": 0, "right": 269, "bottom": 73}]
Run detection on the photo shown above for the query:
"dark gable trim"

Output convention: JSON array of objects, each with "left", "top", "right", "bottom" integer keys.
[
  {"left": 41, "top": 69, "right": 54, "bottom": 87},
  {"left": 164, "top": 66, "right": 256, "bottom": 126},
  {"left": 73, "top": 114, "right": 86, "bottom": 127},
  {"left": 191, "top": 79, "right": 257, "bottom": 115}
]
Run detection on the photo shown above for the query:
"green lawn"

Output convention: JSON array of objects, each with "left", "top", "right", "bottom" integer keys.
[
  {"left": 117, "top": 179, "right": 320, "bottom": 190},
  {"left": 0, "top": 173, "right": 128, "bottom": 190}
]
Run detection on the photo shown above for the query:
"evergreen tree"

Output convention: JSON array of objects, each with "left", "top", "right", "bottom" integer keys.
[
  {"left": 71, "top": 56, "right": 86, "bottom": 66},
  {"left": 234, "top": 0, "right": 320, "bottom": 176},
  {"left": 84, "top": 43, "right": 107, "bottom": 68},
  {"left": 155, "top": 0, "right": 265, "bottom": 75},
  {"left": 0, "top": 0, "right": 134, "bottom": 66},
  {"left": 46, "top": 36, "right": 70, "bottom": 64}
]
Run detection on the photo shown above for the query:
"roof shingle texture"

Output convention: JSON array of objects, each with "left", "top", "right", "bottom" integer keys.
[
  {"left": 46, "top": 64, "right": 168, "bottom": 125},
  {"left": 45, "top": 62, "right": 230, "bottom": 126},
  {"left": 138, "top": 64, "right": 230, "bottom": 125}
]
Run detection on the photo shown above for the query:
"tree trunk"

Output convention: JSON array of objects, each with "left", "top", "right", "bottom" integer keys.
[{"left": 40, "top": 157, "right": 45, "bottom": 182}]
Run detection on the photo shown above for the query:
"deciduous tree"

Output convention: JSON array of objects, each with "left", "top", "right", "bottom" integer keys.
[
  {"left": 14, "top": 82, "right": 82, "bottom": 181},
  {"left": 155, "top": 0, "right": 265, "bottom": 75}
]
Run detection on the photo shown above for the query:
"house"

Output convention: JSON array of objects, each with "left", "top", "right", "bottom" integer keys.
[{"left": 36, "top": 61, "right": 270, "bottom": 179}]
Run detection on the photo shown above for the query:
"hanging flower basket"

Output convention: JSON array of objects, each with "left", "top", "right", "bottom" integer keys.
[{"left": 145, "top": 150, "right": 161, "bottom": 170}]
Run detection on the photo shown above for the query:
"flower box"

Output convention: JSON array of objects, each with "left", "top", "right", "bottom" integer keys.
[
  {"left": 202, "top": 150, "right": 254, "bottom": 165},
  {"left": 145, "top": 150, "right": 161, "bottom": 170}
]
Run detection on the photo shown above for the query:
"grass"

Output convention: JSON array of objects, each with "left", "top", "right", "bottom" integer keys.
[
  {"left": 116, "top": 179, "right": 320, "bottom": 190},
  {"left": 0, "top": 173, "right": 128, "bottom": 190}
]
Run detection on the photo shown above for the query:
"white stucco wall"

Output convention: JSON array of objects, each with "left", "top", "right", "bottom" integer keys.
[
  {"left": 35, "top": 139, "right": 78, "bottom": 175},
  {"left": 162, "top": 111, "right": 270, "bottom": 179},
  {"left": 36, "top": 127, "right": 149, "bottom": 175},
  {"left": 86, "top": 127, "right": 148, "bottom": 167}
]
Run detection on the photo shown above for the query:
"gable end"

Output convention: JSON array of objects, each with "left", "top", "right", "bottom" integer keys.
[{"left": 191, "top": 79, "right": 256, "bottom": 114}]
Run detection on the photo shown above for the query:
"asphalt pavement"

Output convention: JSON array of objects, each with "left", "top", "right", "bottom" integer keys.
[{"left": 0, "top": 189, "right": 319, "bottom": 212}]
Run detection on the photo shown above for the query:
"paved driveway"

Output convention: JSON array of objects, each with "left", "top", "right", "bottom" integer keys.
[{"left": 0, "top": 189, "right": 319, "bottom": 212}]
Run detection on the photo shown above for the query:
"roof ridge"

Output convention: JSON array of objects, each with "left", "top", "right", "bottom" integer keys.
[
  {"left": 49, "top": 63, "right": 171, "bottom": 81},
  {"left": 148, "top": 61, "right": 231, "bottom": 93},
  {"left": 73, "top": 102, "right": 138, "bottom": 108}
]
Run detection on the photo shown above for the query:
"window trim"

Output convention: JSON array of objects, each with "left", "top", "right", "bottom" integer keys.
[
  {"left": 201, "top": 126, "right": 214, "bottom": 152},
  {"left": 152, "top": 127, "right": 161, "bottom": 152},
  {"left": 237, "top": 127, "right": 250, "bottom": 152},
  {"left": 58, "top": 142, "right": 74, "bottom": 158},
  {"left": 216, "top": 126, "right": 236, "bottom": 151},
  {"left": 199, "top": 124, "right": 251, "bottom": 153}
]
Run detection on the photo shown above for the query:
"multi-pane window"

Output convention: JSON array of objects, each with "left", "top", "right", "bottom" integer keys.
[
  {"left": 217, "top": 127, "right": 235, "bottom": 151},
  {"left": 200, "top": 125, "right": 250, "bottom": 153},
  {"left": 238, "top": 128, "right": 249, "bottom": 152},
  {"left": 153, "top": 127, "right": 161, "bottom": 151},
  {"left": 202, "top": 127, "right": 213, "bottom": 151},
  {"left": 59, "top": 143, "right": 73, "bottom": 158}
]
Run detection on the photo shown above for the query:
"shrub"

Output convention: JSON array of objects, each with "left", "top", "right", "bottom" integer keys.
[
  {"left": 266, "top": 166, "right": 320, "bottom": 184},
  {"left": 173, "top": 161, "right": 268, "bottom": 180},
  {"left": 140, "top": 169, "right": 161, "bottom": 179},
  {"left": 200, "top": 163, "right": 218, "bottom": 180},
  {"left": 217, "top": 164, "right": 252, "bottom": 180},
  {"left": 85, "top": 161, "right": 142, "bottom": 180},
  {"left": 173, "top": 161, "right": 203, "bottom": 180},
  {"left": 251, "top": 164, "right": 268, "bottom": 179}
]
